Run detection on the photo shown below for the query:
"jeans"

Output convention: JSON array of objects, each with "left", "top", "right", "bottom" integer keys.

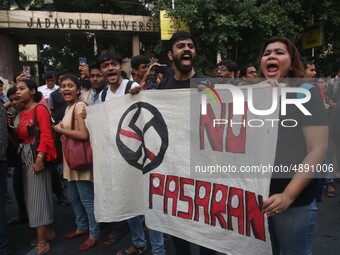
[
  {"left": 67, "top": 181, "right": 100, "bottom": 238},
  {"left": 0, "top": 161, "right": 11, "bottom": 255},
  {"left": 127, "top": 216, "right": 165, "bottom": 255},
  {"left": 326, "top": 132, "right": 340, "bottom": 180},
  {"left": 269, "top": 200, "right": 318, "bottom": 255}
]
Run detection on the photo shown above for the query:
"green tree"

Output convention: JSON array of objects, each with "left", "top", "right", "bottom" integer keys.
[
  {"left": 0, "top": 0, "right": 153, "bottom": 73},
  {"left": 158, "top": 0, "right": 340, "bottom": 75},
  {"left": 0, "top": 0, "right": 151, "bottom": 15}
]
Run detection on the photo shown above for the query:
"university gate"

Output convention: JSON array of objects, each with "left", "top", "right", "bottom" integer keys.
[{"left": 0, "top": 10, "right": 160, "bottom": 84}]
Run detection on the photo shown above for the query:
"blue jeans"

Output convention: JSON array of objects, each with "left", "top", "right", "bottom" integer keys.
[
  {"left": 67, "top": 181, "right": 100, "bottom": 238},
  {"left": 269, "top": 200, "right": 318, "bottom": 255},
  {"left": 127, "top": 216, "right": 165, "bottom": 255}
]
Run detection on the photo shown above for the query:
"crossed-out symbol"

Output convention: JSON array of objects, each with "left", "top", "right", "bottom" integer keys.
[{"left": 116, "top": 102, "right": 169, "bottom": 174}]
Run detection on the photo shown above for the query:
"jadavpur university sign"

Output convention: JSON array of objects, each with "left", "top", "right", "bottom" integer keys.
[{"left": 0, "top": 10, "right": 159, "bottom": 32}]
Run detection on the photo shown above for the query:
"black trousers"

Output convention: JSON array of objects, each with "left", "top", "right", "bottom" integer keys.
[
  {"left": 0, "top": 161, "right": 12, "bottom": 255},
  {"left": 172, "top": 236, "right": 216, "bottom": 255},
  {"left": 12, "top": 164, "right": 27, "bottom": 218},
  {"left": 51, "top": 164, "right": 64, "bottom": 196}
]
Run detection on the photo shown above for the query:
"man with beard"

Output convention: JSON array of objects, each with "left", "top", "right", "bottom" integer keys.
[
  {"left": 156, "top": 31, "right": 216, "bottom": 255},
  {"left": 157, "top": 31, "right": 205, "bottom": 89}
]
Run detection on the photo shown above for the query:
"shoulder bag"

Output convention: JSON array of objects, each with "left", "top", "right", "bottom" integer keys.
[
  {"left": 62, "top": 102, "right": 93, "bottom": 170},
  {"left": 27, "top": 104, "right": 57, "bottom": 167}
]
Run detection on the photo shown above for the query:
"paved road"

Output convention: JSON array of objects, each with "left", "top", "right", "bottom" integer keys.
[{"left": 5, "top": 178, "right": 340, "bottom": 255}]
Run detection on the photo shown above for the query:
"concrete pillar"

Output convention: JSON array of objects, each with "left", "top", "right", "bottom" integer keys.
[
  {"left": 0, "top": 34, "right": 19, "bottom": 83},
  {"left": 132, "top": 35, "right": 140, "bottom": 56}
]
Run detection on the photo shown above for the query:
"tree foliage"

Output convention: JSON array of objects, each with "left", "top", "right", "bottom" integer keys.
[
  {"left": 1, "top": 0, "right": 340, "bottom": 75},
  {"left": 158, "top": 0, "right": 340, "bottom": 75},
  {"left": 0, "top": 0, "right": 151, "bottom": 15},
  {"left": 0, "top": 0, "right": 152, "bottom": 73}
]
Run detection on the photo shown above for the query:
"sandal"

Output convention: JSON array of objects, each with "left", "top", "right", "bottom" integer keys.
[
  {"left": 116, "top": 245, "right": 147, "bottom": 255},
  {"left": 103, "top": 231, "right": 124, "bottom": 247},
  {"left": 326, "top": 184, "right": 336, "bottom": 197},
  {"left": 31, "top": 233, "right": 56, "bottom": 246},
  {"left": 37, "top": 242, "right": 51, "bottom": 255}
]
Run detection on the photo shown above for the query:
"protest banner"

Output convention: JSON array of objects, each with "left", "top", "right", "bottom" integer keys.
[{"left": 87, "top": 85, "right": 278, "bottom": 254}]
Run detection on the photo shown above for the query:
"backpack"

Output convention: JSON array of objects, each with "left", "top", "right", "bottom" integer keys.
[{"left": 101, "top": 80, "right": 134, "bottom": 102}]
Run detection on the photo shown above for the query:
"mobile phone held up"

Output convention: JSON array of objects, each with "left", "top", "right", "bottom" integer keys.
[
  {"left": 79, "top": 57, "right": 87, "bottom": 66},
  {"left": 154, "top": 64, "right": 167, "bottom": 74},
  {"left": 22, "top": 66, "right": 31, "bottom": 78}
]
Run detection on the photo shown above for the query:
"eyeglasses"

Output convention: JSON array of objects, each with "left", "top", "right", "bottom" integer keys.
[
  {"left": 247, "top": 71, "right": 257, "bottom": 75},
  {"left": 215, "top": 66, "right": 228, "bottom": 72}
]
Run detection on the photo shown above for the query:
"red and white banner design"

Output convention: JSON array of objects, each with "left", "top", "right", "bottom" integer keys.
[{"left": 86, "top": 86, "right": 278, "bottom": 255}]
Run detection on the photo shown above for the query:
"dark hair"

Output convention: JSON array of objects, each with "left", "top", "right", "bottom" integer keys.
[
  {"left": 168, "top": 31, "right": 195, "bottom": 52},
  {"left": 240, "top": 63, "right": 256, "bottom": 78},
  {"left": 217, "top": 60, "right": 238, "bottom": 73},
  {"left": 18, "top": 79, "right": 42, "bottom": 103},
  {"left": 325, "top": 71, "right": 333, "bottom": 77},
  {"left": 6, "top": 86, "right": 17, "bottom": 98},
  {"left": 89, "top": 63, "right": 101, "bottom": 72},
  {"left": 131, "top": 55, "right": 150, "bottom": 70},
  {"left": 121, "top": 70, "right": 128, "bottom": 79},
  {"left": 97, "top": 51, "right": 123, "bottom": 66},
  {"left": 258, "top": 36, "right": 305, "bottom": 80},
  {"left": 0, "top": 79, "right": 3, "bottom": 86},
  {"left": 303, "top": 60, "right": 315, "bottom": 69},
  {"left": 333, "top": 58, "right": 340, "bottom": 74},
  {"left": 13, "top": 71, "right": 23, "bottom": 84},
  {"left": 59, "top": 74, "right": 82, "bottom": 90}
]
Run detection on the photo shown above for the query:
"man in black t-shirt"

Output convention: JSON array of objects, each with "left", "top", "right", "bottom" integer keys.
[
  {"left": 158, "top": 31, "right": 205, "bottom": 90},
  {"left": 157, "top": 31, "right": 216, "bottom": 255}
]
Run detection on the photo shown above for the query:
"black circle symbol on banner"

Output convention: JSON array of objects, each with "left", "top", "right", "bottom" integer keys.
[{"left": 116, "top": 102, "right": 169, "bottom": 174}]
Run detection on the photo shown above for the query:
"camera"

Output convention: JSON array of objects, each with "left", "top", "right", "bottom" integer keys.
[
  {"left": 154, "top": 65, "right": 167, "bottom": 74},
  {"left": 79, "top": 57, "right": 87, "bottom": 66}
]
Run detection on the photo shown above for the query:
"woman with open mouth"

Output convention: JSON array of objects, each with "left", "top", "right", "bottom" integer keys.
[
  {"left": 259, "top": 36, "right": 328, "bottom": 255},
  {"left": 54, "top": 74, "right": 101, "bottom": 251}
]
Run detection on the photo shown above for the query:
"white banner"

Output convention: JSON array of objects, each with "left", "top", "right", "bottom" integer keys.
[{"left": 87, "top": 86, "right": 278, "bottom": 255}]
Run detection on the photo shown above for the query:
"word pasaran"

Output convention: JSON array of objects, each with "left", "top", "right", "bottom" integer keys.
[{"left": 149, "top": 173, "right": 266, "bottom": 241}]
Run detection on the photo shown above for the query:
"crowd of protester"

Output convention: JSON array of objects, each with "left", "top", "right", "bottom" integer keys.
[{"left": 0, "top": 31, "right": 339, "bottom": 255}]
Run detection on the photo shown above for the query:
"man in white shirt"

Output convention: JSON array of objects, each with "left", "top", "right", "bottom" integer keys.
[
  {"left": 95, "top": 52, "right": 139, "bottom": 103},
  {"left": 38, "top": 71, "right": 59, "bottom": 103}
]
